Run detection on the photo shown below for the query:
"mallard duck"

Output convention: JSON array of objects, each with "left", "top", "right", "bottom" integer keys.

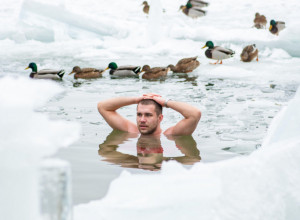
[
  {"left": 201, "top": 41, "right": 235, "bottom": 64},
  {"left": 25, "top": 62, "right": 65, "bottom": 79},
  {"left": 188, "top": 0, "right": 209, "bottom": 8},
  {"left": 240, "top": 44, "right": 259, "bottom": 62},
  {"left": 142, "top": 1, "right": 150, "bottom": 14},
  {"left": 253, "top": 12, "right": 267, "bottom": 29},
  {"left": 180, "top": 3, "right": 206, "bottom": 18},
  {"left": 68, "top": 66, "right": 104, "bottom": 79},
  {"left": 168, "top": 56, "right": 200, "bottom": 73},
  {"left": 104, "top": 62, "right": 141, "bottom": 77},
  {"left": 141, "top": 65, "right": 170, "bottom": 79},
  {"left": 269, "top": 19, "right": 285, "bottom": 35}
]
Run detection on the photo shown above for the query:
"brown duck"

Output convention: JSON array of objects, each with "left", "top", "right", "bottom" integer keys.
[
  {"left": 142, "top": 1, "right": 150, "bottom": 14},
  {"left": 168, "top": 56, "right": 200, "bottom": 73},
  {"left": 240, "top": 44, "right": 259, "bottom": 62},
  {"left": 69, "top": 66, "right": 104, "bottom": 79},
  {"left": 141, "top": 65, "right": 170, "bottom": 79},
  {"left": 253, "top": 13, "right": 267, "bottom": 29}
]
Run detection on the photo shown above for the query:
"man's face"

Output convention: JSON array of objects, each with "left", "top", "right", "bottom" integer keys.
[{"left": 136, "top": 104, "right": 162, "bottom": 135}]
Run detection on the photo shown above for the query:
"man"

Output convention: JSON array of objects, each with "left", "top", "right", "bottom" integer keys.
[{"left": 97, "top": 93, "right": 201, "bottom": 136}]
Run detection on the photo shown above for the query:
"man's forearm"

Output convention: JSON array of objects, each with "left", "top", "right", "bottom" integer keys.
[
  {"left": 165, "top": 100, "right": 201, "bottom": 120},
  {"left": 98, "top": 96, "right": 140, "bottom": 112}
]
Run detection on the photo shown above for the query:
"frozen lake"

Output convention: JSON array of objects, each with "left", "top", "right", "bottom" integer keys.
[{"left": 1, "top": 0, "right": 300, "bottom": 218}]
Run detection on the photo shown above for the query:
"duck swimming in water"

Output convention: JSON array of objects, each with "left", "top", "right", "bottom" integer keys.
[
  {"left": 69, "top": 66, "right": 104, "bottom": 79},
  {"left": 240, "top": 44, "right": 259, "bottom": 62},
  {"left": 104, "top": 62, "right": 141, "bottom": 77},
  {"left": 168, "top": 57, "right": 200, "bottom": 73},
  {"left": 269, "top": 19, "right": 285, "bottom": 36},
  {"left": 202, "top": 41, "right": 235, "bottom": 64},
  {"left": 25, "top": 62, "right": 65, "bottom": 79},
  {"left": 141, "top": 65, "right": 170, "bottom": 80}
]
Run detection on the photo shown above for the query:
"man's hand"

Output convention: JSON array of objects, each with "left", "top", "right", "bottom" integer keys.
[{"left": 142, "top": 93, "right": 165, "bottom": 107}]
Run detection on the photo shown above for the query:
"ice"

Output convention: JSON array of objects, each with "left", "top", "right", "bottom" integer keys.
[
  {"left": 74, "top": 86, "right": 300, "bottom": 219},
  {"left": 0, "top": 76, "right": 79, "bottom": 220}
]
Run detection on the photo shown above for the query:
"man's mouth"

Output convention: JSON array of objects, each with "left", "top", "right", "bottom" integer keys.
[{"left": 139, "top": 125, "right": 148, "bottom": 129}]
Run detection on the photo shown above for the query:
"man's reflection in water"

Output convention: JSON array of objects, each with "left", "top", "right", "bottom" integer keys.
[{"left": 98, "top": 130, "right": 201, "bottom": 171}]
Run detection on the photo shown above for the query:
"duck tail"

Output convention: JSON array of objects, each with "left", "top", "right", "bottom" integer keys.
[
  {"left": 57, "top": 70, "right": 65, "bottom": 78},
  {"left": 134, "top": 66, "right": 142, "bottom": 74}
]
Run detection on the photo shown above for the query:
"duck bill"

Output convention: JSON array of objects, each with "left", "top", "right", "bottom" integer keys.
[
  {"left": 68, "top": 71, "right": 75, "bottom": 75},
  {"left": 179, "top": 6, "right": 186, "bottom": 11},
  {"left": 269, "top": 25, "right": 272, "bottom": 31},
  {"left": 103, "top": 67, "right": 109, "bottom": 72},
  {"left": 25, "top": 67, "right": 30, "bottom": 70},
  {"left": 201, "top": 45, "right": 207, "bottom": 49}
]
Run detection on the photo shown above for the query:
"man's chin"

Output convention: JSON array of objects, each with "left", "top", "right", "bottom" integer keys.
[{"left": 139, "top": 127, "right": 155, "bottom": 135}]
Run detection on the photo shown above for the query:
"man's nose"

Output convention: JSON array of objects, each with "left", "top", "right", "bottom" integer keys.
[{"left": 140, "top": 115, "right": 146, "bottom": 122}]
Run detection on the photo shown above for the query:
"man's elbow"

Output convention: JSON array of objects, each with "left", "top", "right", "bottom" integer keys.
[
  {"left": 97, "top": 102, "right": 104, "bottom": 114},
  {"left": 194, "top": 109, "right": 201, "bottom": 122}
]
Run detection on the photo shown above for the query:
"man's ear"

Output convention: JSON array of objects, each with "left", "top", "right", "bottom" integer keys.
[{"left": 159, "top": 114, "right": 163, "bottom": 122}]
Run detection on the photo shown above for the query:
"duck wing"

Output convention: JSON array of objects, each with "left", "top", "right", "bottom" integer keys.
[
  {"left": 212, "top": 46, "right": 235, "bottom": 60},
  {"left": 276, "top": 21, "right": 286, "bottom": 31},
  {"left": 177, "top": 56, "right": 198, "bottom": 65},
  {"left": 188, "top": 7, "right": 206, "bottom": 18},
  {"left": 189, "top": 0, "right": 209, "bottom": 7},
  {"left": 80, "top": 68, "right": 103, "bottom": 73}
]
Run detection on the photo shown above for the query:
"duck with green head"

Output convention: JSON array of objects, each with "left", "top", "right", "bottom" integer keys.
[
  {"left": 201, "top": 41, "right": 235, "bottom": 64},
  {"left": 103, "top": 62, "right": 141, "bottom": 77},
  {"left": 25, "top": 62, "right": 65, "bottom": 79},
  {"left": 180, "top": 2, "right": 206, "bottom": 18},
  {"left": 168, "top": 56, "right": 200, "bottom": 73},
  {"left": 269, "top": 19, "right": 285, "bottom": 36},
  {"left": 69, "top": 66, "right": 104, "bottom": 79}
]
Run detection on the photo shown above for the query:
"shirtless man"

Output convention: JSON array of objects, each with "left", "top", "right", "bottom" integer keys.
[{"left": 97, "top": 93, "right": 201, "bottom": 136}]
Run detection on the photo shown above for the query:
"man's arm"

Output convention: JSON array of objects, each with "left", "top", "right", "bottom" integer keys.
[
  {"left": 151, "top": 96, "right": 201, "bottom": 135},
  {"left": 97, "top": 96, "right": 142, "bottom": 133}
]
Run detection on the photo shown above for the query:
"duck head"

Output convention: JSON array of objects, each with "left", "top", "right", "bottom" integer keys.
[
  {"left": 269, "top": 20, "right": 276, "bottom": 30},
  {"left": 142, "top": 65, "right": 151, "bottom": 72},
  {"left": 25, "top": 62, "right": 37, "bottom": 72},
  {"left": 202, "top": 41, "right": 214, "bottom": 49},
  {"left": 104, "top": 62, "right": 118, "bottom": 71},
  {"left": 69, "top": 66, "right": 81, "bottom": 75},
  {"left": 186, "top": 2, "right": 192, "bottom": 9}
]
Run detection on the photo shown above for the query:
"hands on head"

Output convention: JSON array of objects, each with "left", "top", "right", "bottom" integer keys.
[{"left": 141, "top": 93, "right": 165, "bottom": 106}]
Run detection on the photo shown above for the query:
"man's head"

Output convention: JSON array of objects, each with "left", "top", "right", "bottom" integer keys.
[{"left": 136, "top": 99, "right": 163, "bottom": 135}]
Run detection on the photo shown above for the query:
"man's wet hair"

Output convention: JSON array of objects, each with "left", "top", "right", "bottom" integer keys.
[{"left": 138, "top": 99, "right": 162, "bottom": 116}]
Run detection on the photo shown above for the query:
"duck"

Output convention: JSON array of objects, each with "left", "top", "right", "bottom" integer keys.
[
  {"left": 141, "top": 65, "right": 170, "bottom": 80},
  {"left": 142, "top": 1, "right": 150, "bottom": 14},
  {"left": 68, "top": 66, "right": 104, "bottom": 79},
  {"left": 269, "top": 19, "right": 285, "bottom": 35},
  {"left": 253, "top": 12, "right": 267, "bottom": 29},
  {"left": 187, "top": 0, "right": 209, "bottom": 8},
  {"left": 201, "top": 41, "right": 235, "bottom": 64},
  {"left": 240, "top": 44, "right": 259, "bottom": 62},
  {"left": 104, "top": 62, "right": 141, "bottom": 77},
  {"left": 168, "top": 56, "right": 200, "bottom": 73},
  {"left": 180, "top": 2, "right": 206, "bottom": 18},
  {"left": 25, "top": 62, "right": 65, "bottom": 79}
]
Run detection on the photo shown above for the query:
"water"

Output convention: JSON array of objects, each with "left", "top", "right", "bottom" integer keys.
[{"left": 1, "top": 0, "right": 300, "bottom": 217}]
